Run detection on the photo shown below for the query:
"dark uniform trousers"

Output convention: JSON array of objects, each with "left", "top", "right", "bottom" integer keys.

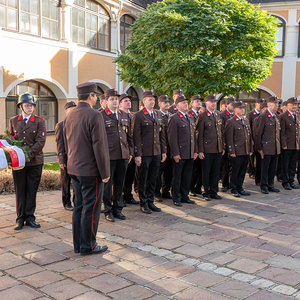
[
  {"left": 229, "top": 155, "right": 249, "bottom": 193},
  {"left": 261, "top": 155, "right": 278, "bottom": 188},
  {"left": 13, "top": 164, "right": 43, "bottom": 223},
  {"left": 255, "top": 151, "right": 262, "bottom": 185},
  {"left": 281, "top": 149, "right": 298, "bottom": 186},
  {"left": 221, "top": 151, "right": 230, "bottom": 188},
  {"left": 70, "top": 175, "right": 103, "bottom": 254},
  {"left": 190, "top": 157, "right": 203, "bottom": 194},
  {"left": 203, "top": 153, "right": 222, "bottom": 197},
  {"left": 104, "top": 159, "right": 128, "bottom": 213},
  {"left": 123, "top": 159, "right": 136, "bottom": 201},
  {"left": 139, "top": 155, "right": 161, "bottom": 206},
  {"left": 172, "top": 158, "right": 194, "bottom": 203},
  {"left": 61, "top": 168, "right": 75, "bottom": 207},
  {"left": 155, "top": 153, "right": 172, "bottom": 197}
]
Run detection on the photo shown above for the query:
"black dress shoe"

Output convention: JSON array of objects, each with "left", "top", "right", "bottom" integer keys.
[
  {"left": 64, "top": 203, "right": 74, "bottom": 211},
  {"left": 231, "top": 192, "right": 240, "bottom": 197},
  {"left": 249, "top": 174, "right": 255, "bottom": 179},
  {"left": 189, "top": 191, "right": 196, "bottom": 197},
  {"left": 283, "top": 184, "right": 292, "bottom": 190},
  {"left": 155, "top": 194, "right": 163, "bottom": 202},
  {"left": 81, "top": 245, "right": 108, "bottom": 256},
  {"left": 211, "top": 194, "right": 222, "bottom": 200},
  {"left": 221, "top": 187, "right": 228, "bottom": 192},
  {"left": 105, "top": 212, "right": 115, "bottom": 222},
  {"left": 182, "top": 198, "right": 195, "bottom": 204},
  {"left": 74, "top": 249, "right": 80, "bottom": 253},
  {"left": 173, "top": 201, "right": 182, "bottom": 207},
  {"left": 268, "top": 186, "right": 280, "bottom": 193},
  {"left": 148, "top": 203, "right": 161, "bottom": 212},
  {"left": 14, "top": 222, "right": 24, "bottom": 230},
  {"left": 238, "top": 190, "right": 251, "bottom": 196},
  {"left": 125, "top": 198, "right": 140, "bottom": 205},
  {"left": 26, "top": 220, "right": 41, "bottom": 228},
  {"left": 123, "top": 201, "right": 127, "bottom": 207},
  {"left": 290, "top": 183, "right": 300, "bottom": 189},
  {"left": 140, "top": 205, "right": 152, "bottom": 214},
  {"left": 261, "top": 188, "right": 269, "bottom": 194},
  {"left": 162, "top": 193, "right": 172, "bottom": 199},
  {"left": 204, "top": 196, "right": 211, "bottom": 201},
  {"left": 113, "top": 211, "right": 126, "bottom": 220}
]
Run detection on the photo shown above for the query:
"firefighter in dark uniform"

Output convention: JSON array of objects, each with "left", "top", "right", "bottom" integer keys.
[
  {"left": 9, "top": 92, "right": 46, "bottom": 230},
  {"left": 101, "top": 89, "right": 134, "bottom": 222},
  {"left": 155, "top": 95, "right": 172, "bottom": 201},
  {"left": 188, "top": 94, "right": 203, "bottom": 196},
  {"left": 255, "top": 96, "right": 281, "bottom": 194},
  {"left": 168, "top": 95, "right": 198, "bottom": 206},
  {"left": 132, "top": 90, "right": 167, "bottom": 214},
  {"left": 98, "top": 94, "right": 107, "bottom": 112},
  {"left": 55, "top": 101, "right": 77, "bottom": 211},
  {"left": 246, "top": 99, "right": 264, "bottom": 179},
  {"left": 279, "top": 97, "right": 300, "bottom": 190},
  {"left": 220, "top": 96, "right": 235, "bottom": 192},
  {"left": 197, "top": 94, "right": 224, "bottom": 201},
  {"left": 63, "top": 82, "right": 110, "bottom": 255},
  {"left": 119, "top": 93, "right": 139, "bottom": 206},
  {"left": 168, "top": 89, "right": 184, "bottom": 115},
  {"left": 225, "top": 101, "right": 252, "bottom": 197}
]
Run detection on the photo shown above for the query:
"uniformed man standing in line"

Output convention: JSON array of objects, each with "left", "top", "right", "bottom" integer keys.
[
  {"left": 63, "top": 82, "right": 110, "bottom": 255},
  {"left": 255, "top": 96, "right": 281, "bottom": 194},
  {"left": 98, "top": 94, "right": 107, "bottom": 112},
  {"left": 132, "top": 90, "right": 167, "bottom": 214},
  {"left": 197, "top": 94, "right": 224, "bottom": 201},
  {"left": 55, "top": 101, "right": 77, "bottom": 211},
  {"left": 246, "top": 99, "right": 264, "bottom": 180},
  {"left": 9, "top": 92, "right": 46, "bottom": 230},
  {"left": 220, "top": 99, "right": 226, "bottom": 112},
  {"left": 168, "top": 89, "right": 184, "bottom": 115},
  {"left": 225, "top": 101, "right": 252, "bottom": 197},
  {"left": 119, "top": 93, "right": 139, "bottom": 206},
  {"left": 188, "top": 94, "right": 203, "bottom": 196},
  {"left": 155, "top": 95, "right": 172, "bottom": 202},
  {"left": 101, "top": 89, "right": 134, "bottom": 222},
  {"left": 168, "top": 95, "right": 198, "bottom": 206},
  {"left": 220, "top": 97, "right": 235, "bottom": 192},
  {"left": 279, "top": 97, "right": 300, "bottom": 190},
  {"left": 281, "top": 101, "right": 288, "bottom": 113}
]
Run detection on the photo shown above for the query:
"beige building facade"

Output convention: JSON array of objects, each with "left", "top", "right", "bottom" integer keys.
[{"left": 0, "top": 0, "right": 298, "bottom": 153}]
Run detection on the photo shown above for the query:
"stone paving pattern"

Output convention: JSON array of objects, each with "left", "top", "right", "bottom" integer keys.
[{"left": 1, "top": 177, "right": 300, "bottom": 299}]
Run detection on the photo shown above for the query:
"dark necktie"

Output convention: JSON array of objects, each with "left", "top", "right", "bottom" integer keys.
[
  {"left": 151, "top": 113, "right": 155, "bottom": 121},
  {"left": 24, "top": 118, "right": 27, "bottom": 126},
  {"left": 293, "top": 114, "right": 296, "bottom": 122},
  {"left": 212, "top": 112, "right": 216, "bottom": 120},
  {"left": 185, "top": 114, "right": 190, "bottom": 122},
  {"left": 241, "top": 118, "right": 245, "bottom": 126},
  {"left": 166, "top": 113, "right": 169, "bottom": 119},
  {"left": 128, "top": 112, "right": 131, "bottom": 120}
]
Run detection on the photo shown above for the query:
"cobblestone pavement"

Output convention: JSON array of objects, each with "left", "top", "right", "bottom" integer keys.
[{"left": 1, "top": 177, "right": 300, "bottom": 299}]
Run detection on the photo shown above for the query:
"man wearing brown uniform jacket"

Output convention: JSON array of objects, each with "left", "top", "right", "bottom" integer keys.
[
  {"left": 63, "top": 82, "right": 110, "bottom": 256},
  {"left": 168, "top": 89, "right": 184, "bottom": 115},
  {"left": 255, "top": 96, "right": 281, "bottom": 194},
  {"left": 55, "top": 101, "right": 77, "bottom": 211},
  {"left": 168, "top": 95, "right": 198, "bottom": 206},
  {"left": 10, "top": 92, "right": 46, "bottom": 230},
  {"left": 279, "top": 97, "right": 300, "bottom": 190},
  {"left": 197, "top": 94, "right": 224, "bottom": 201},
  {"left": 101, "top": 89, "right": 134, "bottom": 222},
  {"left": 132, "top": 90, "right": 167, "bottom": 214},
  {"left": 225, "top": 101, "right": 253, "bottom": 197}
]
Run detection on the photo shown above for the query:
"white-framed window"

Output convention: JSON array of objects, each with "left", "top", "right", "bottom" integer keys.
[
  {"left": 275, "top": 16, "right": 285, "bottom": 57},
  {"left": 72, "top": 0, "right": 110, "bottom": 51},
  {"left": 120, "top": 14, "right": 135, "bottom": 53}
]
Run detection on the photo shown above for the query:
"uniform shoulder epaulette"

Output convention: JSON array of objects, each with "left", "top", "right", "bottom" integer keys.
[{"left": 34, "top": 116, "right": 43, "bottom": 120}]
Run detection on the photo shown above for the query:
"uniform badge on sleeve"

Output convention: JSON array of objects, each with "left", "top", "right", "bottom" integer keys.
[{"left": 41, "top": 130, "right": 46, "bottom": 137}]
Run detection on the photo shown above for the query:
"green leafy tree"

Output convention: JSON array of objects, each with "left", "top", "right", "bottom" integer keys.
[{"left": 115, "top": 0, "right": 278, "bottom": 98}]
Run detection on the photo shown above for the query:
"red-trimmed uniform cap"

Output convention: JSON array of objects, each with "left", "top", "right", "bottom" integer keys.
[
  {"left": 119, "top": 93, "right": 132, "bottom": 102},
  {"left": 76, "top": 82, "right": 98, "bottom": 95},
  {"left": 158, "top": 95, "right": 170, "bottom": 102}
]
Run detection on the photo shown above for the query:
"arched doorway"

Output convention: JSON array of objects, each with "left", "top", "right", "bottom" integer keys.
[
  {"left": 94, "top": 85, "right": 105, "bottom": 110},
  {"left": 6, "top": 80, "right": 58, "bottom": 133},
  {"left": 127, "top": 86, "right": 139, "bottom": 112}
]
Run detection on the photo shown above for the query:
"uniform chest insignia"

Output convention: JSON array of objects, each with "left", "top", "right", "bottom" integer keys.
[
  {"left": 226, "top": 111, "right": 230, "bottom": 116},
  {"left": 178, "top": 113, "right": 183, "bottom": 118},
  {"left": 217, "top": 119, "right": 222, "bottom": 124},
  {"left": 267, "top": 112, "right": 271, "bottom": 118},
  {"left": 105, "top": 109, "right": 111, "bottom": 115},
  {"left": 30, "top": 116, "right": 35, "bottom": 122},
  {"left": 143, "top": 109, "right": 148, "bottom": 115},
  {"left": 118, "top": 109, "right": 121, "bottom": 114},
  {"left": 154, "top": 110, "right": 157, "bottom": 115},
  {"left": 287, "top": 112, "right": 292, "bottom": 117},
  {"left": 41, "top": 129, "right": 45, "bottom": 137},
  {"left": 206, "top": 111, "right": 210, "bottom": 117},
  {"left": 121, "top": 119, "right": 128, "bottom": 122}
]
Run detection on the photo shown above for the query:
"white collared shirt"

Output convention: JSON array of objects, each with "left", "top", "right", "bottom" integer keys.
[
  {"left": 254, "top": 109, "right": 260, "bottom": 114},
  {"left": 22, "top": 114, "right": 31, "bottom": 124},
  {"left": 192, "top": 108, "right": 199, "bottom": 116},
  {"left": 267, "top": 108, "right": 275, "bottom": 117},
  {"left": 110, "top": 109, "right": 118, "bottom": 120}
]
